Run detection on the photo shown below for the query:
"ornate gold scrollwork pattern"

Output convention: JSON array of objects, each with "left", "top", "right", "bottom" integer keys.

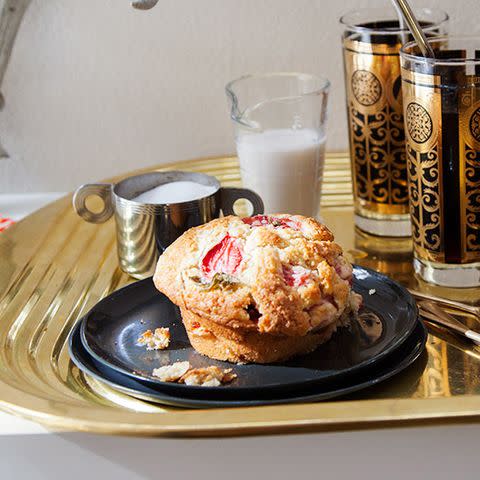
[
  {"left": 469, "top": 107, "right": 480, "bottom": 141},
  {"left": 459, "top": 95, "right": 480, "bottom": 262},
  {"left": 344, "top": 40, "right": 409, "bottom": 216},
  {"left": 351, "top": 70, "right": 383, "bottom": 106},
  {"left": 402, "top": 71, "right": 443, "bottom": 263},
  {"left": 403, "top": 68, "right": 480, "bottom": 264},
  {"left": 406, "top": 145, "right": 442, "bottom": 261},
  {"left": 465, "top": 146, "right": 480, "bottom": 254},
  {"left": 406, "top": 102, "right": 433, "bottom": 144}
]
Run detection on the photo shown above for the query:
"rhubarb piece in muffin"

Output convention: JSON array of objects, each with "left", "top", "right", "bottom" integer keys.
[{"left": 154, "top": 214, "right": 362, "bottom": 364}]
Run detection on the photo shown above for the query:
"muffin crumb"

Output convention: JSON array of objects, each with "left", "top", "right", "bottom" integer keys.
[
  {"left": 180, "top": 366, "right": 237, "bottom": 387},
  {"left": 152, "top": 361, "right": 190, "bottom": 382},
  {"left": 138, "top": 327, "right": 170, "bottom": 350}
]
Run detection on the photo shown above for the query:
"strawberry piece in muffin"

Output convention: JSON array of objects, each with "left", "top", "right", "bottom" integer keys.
[
  {"left": 282, "top": 265, "right": 312, "bottom": 288},
  {"left": 202, "top": 235, "right": 243, "bottom": 278}
]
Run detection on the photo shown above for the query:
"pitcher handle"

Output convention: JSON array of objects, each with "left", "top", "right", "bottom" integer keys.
[
  {"left": 220, "top": 187, "right": 264, "bottom": 217},
  {"left": 72, "top": 183, "right": 114, "bottom": 224}
]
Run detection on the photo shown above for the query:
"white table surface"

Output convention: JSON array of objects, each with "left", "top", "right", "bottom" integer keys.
[{"left": 1, "top": 193, "right": 480, "bottom": 478}]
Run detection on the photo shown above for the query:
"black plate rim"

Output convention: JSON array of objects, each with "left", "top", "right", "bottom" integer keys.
[
  {"left": 78, "top": 265, "right": 419, "bottom": 393},
  {"left": 69, "top": 321, "right": 427, "bottom": 408}
]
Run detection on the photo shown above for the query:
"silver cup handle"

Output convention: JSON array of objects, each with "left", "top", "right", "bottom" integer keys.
[
  {"left": 72, "top": 183, "right": 114, "bottom": 224},
  {"left": 220, "top": 187, "right": 264, "bottom": 216}
]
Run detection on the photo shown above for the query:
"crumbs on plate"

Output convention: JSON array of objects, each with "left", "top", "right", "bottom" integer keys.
[
  {"left": 137, "top": 327, "right": 170, "bottom": 350},
  {"left": 151, "top": 361, "right": 237, "bottom": 387},
  {"left": 152, "top": 361, "right": 190, "bottom": 382},
  {"left": 181, "top": 366, "right": 237, "bottom": 387}
]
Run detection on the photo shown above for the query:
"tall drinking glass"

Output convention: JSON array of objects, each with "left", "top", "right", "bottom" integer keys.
[
  {"left": 401, "top": 36, "right": 480, "bottom": 287},
  {"left": 341, "top": 8, "right": 448, "bottom": 237},
  {"left": 226, "top": 73, "right": 329, "bottom": 218}
]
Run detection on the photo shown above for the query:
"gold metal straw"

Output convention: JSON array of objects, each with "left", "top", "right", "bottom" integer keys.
[{"left": 391, "top": 0, "right": 436, "bottom": 57}]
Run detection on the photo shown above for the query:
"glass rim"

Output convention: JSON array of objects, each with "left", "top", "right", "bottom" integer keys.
[
  {"left": 340, "top": 7, "right": 448, "bottom": 36},
  {"left": 400, "top": 35, "right": 480, "bottom": 66},
  {"left": 225, "top": 72, "right": 330, "bottom": 99}
]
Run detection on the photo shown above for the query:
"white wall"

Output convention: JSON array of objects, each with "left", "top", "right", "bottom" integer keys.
[{"left": 0, "top": 0, "right": 477, "bottom": 192}]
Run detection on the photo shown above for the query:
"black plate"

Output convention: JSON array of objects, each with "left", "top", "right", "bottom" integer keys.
[
  {"left": 69, "top": 320, "right": 427, "bottom": 408},
  {"left": 79, "top": 265, "right": 418, "bottom": 395}
]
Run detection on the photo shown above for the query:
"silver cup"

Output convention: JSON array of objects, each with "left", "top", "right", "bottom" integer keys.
[{"left": 73, "top": 171, "right": 264, "bottom": 279}]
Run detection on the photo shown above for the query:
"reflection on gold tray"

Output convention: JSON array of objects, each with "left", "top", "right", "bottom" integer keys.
[{"left": 1, "top": 153, "right": 480, "bottom": 436}]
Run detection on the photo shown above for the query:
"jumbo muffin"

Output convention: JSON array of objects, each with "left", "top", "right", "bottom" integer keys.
[{"left": 154, "top": 214, "right": 362, "bottom": 364}]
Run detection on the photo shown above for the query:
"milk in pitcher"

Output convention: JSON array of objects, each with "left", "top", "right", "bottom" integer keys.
[{"left": 236, "top": 128, "right": 326, "bottom": 217}]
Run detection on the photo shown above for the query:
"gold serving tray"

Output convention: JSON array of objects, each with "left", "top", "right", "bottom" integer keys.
[{"left": 1, "top": 153, "right": 480, "bottom": 436}]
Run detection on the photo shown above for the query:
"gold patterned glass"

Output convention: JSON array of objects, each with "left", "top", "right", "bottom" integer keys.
[
  {"left": 341, "top": 8, "right": 448, "bottom": 237},
  {"left": 400, "top": 36, "right": 480, "bottom": 287}
]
